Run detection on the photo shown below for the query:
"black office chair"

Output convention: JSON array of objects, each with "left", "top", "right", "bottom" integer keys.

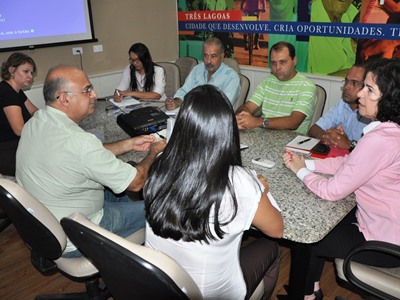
[
  {"left": 0, "top": 174, "right": 15, "bottom": 232},
  {"left": 61, "top": 212, "right": 203, "bottom": 300},
  {"left": 335, "top": 241, "right": 400, "bottom": 300},
  {"left": 0, "top": 206, "right": 12, "bottom": 232},
  {"left": 0, "top": 178, "right": 108, "bottom": 300}
]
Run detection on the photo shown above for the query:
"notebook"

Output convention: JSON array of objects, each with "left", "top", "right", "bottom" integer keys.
[
  {"left": 285, "top": 136, "right": 320, "bottom": 154},
  {"left": 109, "top": 97, "right": 140, "bottom": 107},
  {"left": 165, "top": 106, "right": 180, "bottom": 116}
]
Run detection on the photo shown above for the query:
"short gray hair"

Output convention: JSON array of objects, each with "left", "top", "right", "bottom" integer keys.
[{"left": 203, "top": 36, "right": 225, "bottom": 55}]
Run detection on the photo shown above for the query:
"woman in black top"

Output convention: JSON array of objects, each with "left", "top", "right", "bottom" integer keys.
[{"left": 0, "top": 52, "right": 38, "bottom": 175}]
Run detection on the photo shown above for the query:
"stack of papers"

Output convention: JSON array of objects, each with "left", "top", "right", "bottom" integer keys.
[
  {"left": 109, "top": 97, "right": 140, "bottom": 107},
  {"left": 285, "top": 136, "right": 320, "bottom": 154},
  {"left": 285, "top": 135, "right": 350, "bottom": 159},
  {"left": 165, "top": 106, "right": 180, "bottom": 116}
]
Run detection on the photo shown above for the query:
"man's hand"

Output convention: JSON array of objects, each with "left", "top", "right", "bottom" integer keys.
[
  {"left": 130, "top": 135, "right": 157, "bottom": 152},
  {"left": 127, "top": 139, "right": 166, "bottom": 192},
  {"left": 104, "top": 135, "right": 164, "bottom": 156},
  {"left": 149, "top": 139, "right": 167, "bottom": 156},
  {"left": 321, "top": 125, "right": 350, "bottom": 149},
  {"left": 236, "top": 111, "right": 261, "bottom": 129}
]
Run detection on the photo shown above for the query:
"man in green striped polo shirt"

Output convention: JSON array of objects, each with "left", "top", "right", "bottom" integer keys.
[{"left": 236, "top": 41, "right": 317, "bottom": 135}]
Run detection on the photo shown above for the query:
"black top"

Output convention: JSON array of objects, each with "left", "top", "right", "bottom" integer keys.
[{"left": 0, "top": 80, "right": 31, "bottom": 142}]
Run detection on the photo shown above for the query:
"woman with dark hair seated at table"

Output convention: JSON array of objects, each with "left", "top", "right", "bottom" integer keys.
[
  {"left": 0, "top": 52, "right": 38, "bottom": 176},
  {"left": 283, "top": 58, "right": 400, "bottom": 300},
  {"left": 144, "top": 84, "right": 284, "bottom": 299},
  {"left": 114, "top": 42, "right": 166, "bottom": 101}
]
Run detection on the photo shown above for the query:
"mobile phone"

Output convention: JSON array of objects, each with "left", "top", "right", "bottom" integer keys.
[
  {"left": 311, "top": 143, "right": 330, "bottom": 155},
  {"left": 251, "top": 158, "right": 275, "bottom": 168}
]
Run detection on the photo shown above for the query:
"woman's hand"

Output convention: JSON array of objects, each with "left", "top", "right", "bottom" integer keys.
[
  {"left": 257, "top": 174, "right": 269, "bottom": 194},
  {"left": 113, "top": 89, "right": 123, "bottom": 102},
  {"left": 282, "top": 148, "right": 306, "bottom": 174}
]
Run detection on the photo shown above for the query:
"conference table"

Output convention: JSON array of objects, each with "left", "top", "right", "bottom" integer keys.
[{"left": 80, "top": 99, "right": 356, "bottom": 299}]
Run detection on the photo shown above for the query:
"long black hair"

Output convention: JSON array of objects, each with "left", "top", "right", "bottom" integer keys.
[
  {"left": 128, "top": 43, "right": 156, "bottom": 92},
  {"left": 144, "top": 85, "right": 242, "bottom": 243},
  {"left": 366, "top": 58, "right": 400, "bottom": 125}
]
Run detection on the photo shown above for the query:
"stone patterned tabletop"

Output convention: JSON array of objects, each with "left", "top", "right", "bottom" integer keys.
[{"left": 81, "top": 100, "right": 356, "bottom": 244}]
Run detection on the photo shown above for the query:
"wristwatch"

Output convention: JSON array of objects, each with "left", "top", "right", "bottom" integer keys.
[
  {"left": 261, "top": 118, "right": 269, "bottom": 128},
  {"left": 349, "top": 140, "right": 357, "bottom": 152}
]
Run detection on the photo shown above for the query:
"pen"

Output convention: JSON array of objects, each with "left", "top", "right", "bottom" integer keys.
[
  {"left": 156, "top": 132, "right": 166, "bottom": 140},
  {"left": 115, "top": 89, "right": 120, "bottom": 96},
  {"left": 298, "top": 138, "right": 311, "bottom": 145}
]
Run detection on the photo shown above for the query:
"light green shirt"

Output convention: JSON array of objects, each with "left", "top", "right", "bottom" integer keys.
[
  {"left": 249, "top": 73, "right": 316, "bottom": 134},
  {"left": 16, "top": 106, "right": 136, "bottom": 252}
]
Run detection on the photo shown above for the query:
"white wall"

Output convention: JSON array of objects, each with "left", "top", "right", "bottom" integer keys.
[
  {"left": 26, "top": 65, "right": 344, "bottom": 114},
  {"left": 0, "top": 0, "right": 179, "bottom": 84},
  {"left": 25, "top": 71, "right": 122, "bottom": 109}
]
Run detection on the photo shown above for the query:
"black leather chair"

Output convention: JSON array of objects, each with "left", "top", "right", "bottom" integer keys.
[
  {"left": 0, "top": 206, "right": 12, "bottom": 232},
  {"left": 0, "top": 178, "right": 107, "bottom": 299},
  {"left": 335, "top": 241, "right": 400, "bottom": 300},
  {"left": 61, "top": 212, "right": 203, "bottom": 300},
  {"left": 0, "top": 174, "right": 14, "bottom": 232},
  {"left": 61, "top": 212, "right": 266, "bottom": 300}
]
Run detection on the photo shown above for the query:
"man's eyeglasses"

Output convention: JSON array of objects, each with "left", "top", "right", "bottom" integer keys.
[
  {"left": 342, "top": 79, "right": 363, "bottom": 88},
  {"left": 56, "top": 84, "right": 94, "bottom": 99}
]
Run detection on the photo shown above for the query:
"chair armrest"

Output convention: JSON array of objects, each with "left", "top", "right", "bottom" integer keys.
[{"left": 343, "top": 241, "right": 400, "bottom": 300}]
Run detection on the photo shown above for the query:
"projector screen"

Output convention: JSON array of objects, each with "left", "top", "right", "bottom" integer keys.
[{"left": 0, "top": 0, "right": 97, "bottom": 52}]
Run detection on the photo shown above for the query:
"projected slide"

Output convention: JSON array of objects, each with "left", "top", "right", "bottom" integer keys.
[{"left": 0, "top": 0, "right": 95, "bottom": 51}]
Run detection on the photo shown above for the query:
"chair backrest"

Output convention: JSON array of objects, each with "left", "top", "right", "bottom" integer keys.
[
  {"left": 0, "top": 179, "right": 66, "bottom": 260},
  {"left": 157, "top": 62, "right": 181, "bottom": 98},
  {"left": 223, "top": 57, "right": 241, "bottom": 73},
  {"left": 61, "top": 212, "right": 203, "bottom": 300},
  {"left": 309, "top": 84, "right": 327, "bottom": 129},
  {"left": 0, "top": 174, "right": 15, "bottom": 232},
  {"left": 335, "top": 241, "right": 400, "bottom": 300},
  {"left": 233, "top": 73, "right": 250, "bottom": 112},
  {"left": 175, "top": 57, "right": 198, "bottom": 86}
]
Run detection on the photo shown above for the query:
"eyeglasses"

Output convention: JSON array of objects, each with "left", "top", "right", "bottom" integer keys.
[
  {"left": 129, "top": 57, "right": 140, "bottom": 63},
  {"left": 342, "top": 79, "right": 363, "bottom": 88},
  {"left": 56, "top": 84, "right": 94, "bottom": 99}
]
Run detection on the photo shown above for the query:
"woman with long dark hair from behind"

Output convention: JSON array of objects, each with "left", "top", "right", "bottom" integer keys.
[
  {"left": 114, "top": 42, "right": 166, "bottom": 101},
  {"left": 144, "top": 84, "right": 283, "bottom": 299}
]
